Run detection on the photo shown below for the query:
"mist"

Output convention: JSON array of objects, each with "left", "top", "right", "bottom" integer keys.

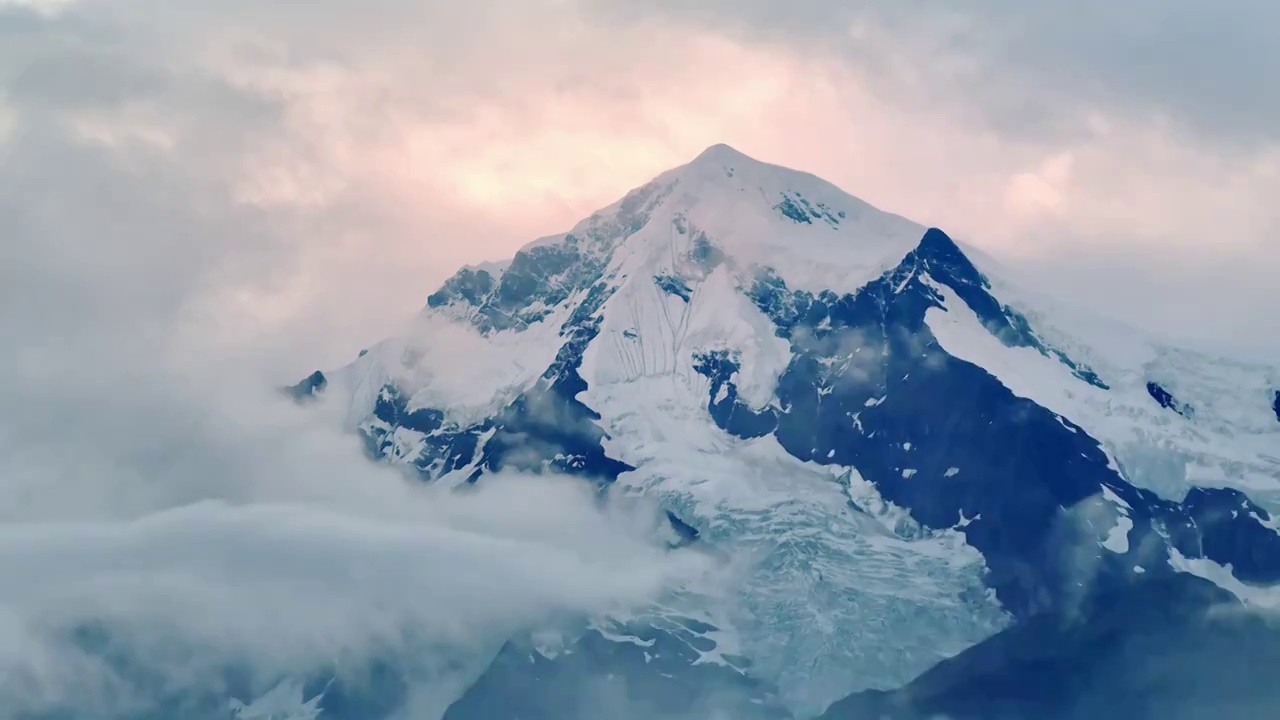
[
  {"left": 0, "top": 6, "right": 708, "bottom": 712},
  {"left": 0, "top": 333, "right": 714, "bottom": 720}
]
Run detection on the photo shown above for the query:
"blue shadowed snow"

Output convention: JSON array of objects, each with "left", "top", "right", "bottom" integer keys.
[{"left": 693, "top": 227, "right": 1279, "bottom": 617}]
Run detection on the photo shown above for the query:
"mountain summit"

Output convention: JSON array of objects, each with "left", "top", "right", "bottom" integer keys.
[{"left": 296, "top": 144, "right": 1280, "bottom": 718}]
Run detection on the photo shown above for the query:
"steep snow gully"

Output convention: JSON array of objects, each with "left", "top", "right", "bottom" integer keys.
[{"left": 286, "top": 144, "right": 1280, "bottom": 719}]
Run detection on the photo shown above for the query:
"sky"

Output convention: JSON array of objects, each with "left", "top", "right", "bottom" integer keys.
[
  {"left": 4, "top": 0, "right": 1277, "bottom": 377},
  {"left": 0, "top": 0, "right": 1278, "bottom": 714}
]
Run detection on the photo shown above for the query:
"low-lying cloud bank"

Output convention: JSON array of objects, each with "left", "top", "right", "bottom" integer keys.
[{"left": 0, "top": 379, "right": 708, "bottom": 718}]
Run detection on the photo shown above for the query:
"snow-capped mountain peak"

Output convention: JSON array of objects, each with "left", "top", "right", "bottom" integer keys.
[
  {"left": 296, "top": 144, "right": 1280, "bottom": 718},
  {"left": 647, "top": 141, "right": 926, "bottom": 293},
  {"left": 453, "top": 143, "right": 924, "bottom": 304}
]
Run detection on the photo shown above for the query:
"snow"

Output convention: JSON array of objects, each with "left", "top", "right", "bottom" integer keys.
[
  {"left": 1098, "top": 484, "right": 1134, "bottom": 554},
  {"left": 579, "top": 261, "right": 791, "bottom": 412},
  {"left": 922, "top": 274, "right": 1280, "bottom": 510},
  {"left": 319, "top": 142, "right": 1280, "bottom": 714},
  {"left": 331, "top": 140, "right": 928, "bottom": 428},
  {"left": 1101, "top": 515, "right": 1134, "bottom": 554},
  {"left": 327, "top": 144, "right": 1279, "bottom": 512},
  {"left": 1101, "top": 485, "right": 1133, "bottom": 510},
  {"left": 531, "top": 628, "right": 566, "bottom": 660},
  {"left": 230, "top": 680, "right": 324, "bottom": 720},
  {"left": 648, "top": 143, "right": 927, "bottom": 296},
  {"left": 1168, "top": 548, "right": 1280, "bottom": 611},
  {"left": 589, "top": 619, "right": 657, "bottom": 648},
  {"left": 330, "top": 142, "right": 1277, "bottom": 513},
  {"left": 578, "top": 368, "right": 1007, "bottom": 716},
  {"left": 328, "top": 300, "right": 570, "bottom": 427}
]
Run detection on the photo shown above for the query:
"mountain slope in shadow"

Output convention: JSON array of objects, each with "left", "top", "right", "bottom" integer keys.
[{"left": 820, "top": 574, "right": 1280, "bottom": 720}]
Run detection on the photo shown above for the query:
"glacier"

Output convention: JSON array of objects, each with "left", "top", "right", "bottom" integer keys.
[{"left": 265, "top": 143, "right": 1280, "bottom": 719}]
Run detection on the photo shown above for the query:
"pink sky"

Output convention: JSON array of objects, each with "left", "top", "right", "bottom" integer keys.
[{"left": 4, "top": 0, "right": 1278, "bottom": 370}]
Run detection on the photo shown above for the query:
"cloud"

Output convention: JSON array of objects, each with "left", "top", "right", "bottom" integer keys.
[
  {"left": 592, "top": 0, "right": 1280, "bottom": 146},
  {"left": 0, "top": 371, "right": 708, "bottom": 717}
]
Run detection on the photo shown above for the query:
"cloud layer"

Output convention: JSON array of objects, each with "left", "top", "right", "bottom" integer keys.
[{"left": 0, "top": 368, "right": 707, "bottom": 716}]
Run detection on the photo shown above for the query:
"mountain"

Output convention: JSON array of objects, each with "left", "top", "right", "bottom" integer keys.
[{"left": 288, "top": 144, "right": 1280, "bottom": 718}]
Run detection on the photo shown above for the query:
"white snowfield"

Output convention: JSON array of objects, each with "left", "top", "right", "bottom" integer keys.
[{"left": 321, "top": 144, "right": 1280, "bottom": 713}]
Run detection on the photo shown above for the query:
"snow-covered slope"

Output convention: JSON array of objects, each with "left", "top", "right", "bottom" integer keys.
[
  {"left": 297, "top": 144, "right": 1280, "bottom": 718},
  {"left": 951, "top": 256, "right": 1280, "bottom": 508}
]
